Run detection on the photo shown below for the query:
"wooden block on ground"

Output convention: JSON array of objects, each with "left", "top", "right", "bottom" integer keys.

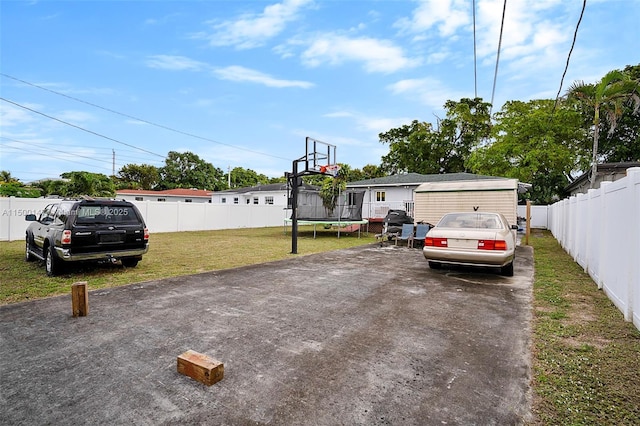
[
  {"left": 71, "top": 281, "right": 89, "bottom": 317},
  {"left": 177, "top": 350, "right": 224, "bottom": 386}
]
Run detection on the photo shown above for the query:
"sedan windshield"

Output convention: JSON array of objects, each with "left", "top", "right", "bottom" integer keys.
[{"left": 438, "top": 213, "right": 502, "bottom": 229}]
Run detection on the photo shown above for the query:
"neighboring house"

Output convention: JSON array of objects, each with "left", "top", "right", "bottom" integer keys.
[
  {"left": 565, "top": 162, "right": 640, "bottom": 196},
  {"left": 117, "top": 188, "right": 213, "bottom": 203},
  {"left": 211, "top": 182, "right": 318, "bottom": 206},
  {"left": 347, "top": 172, "right": 523, "bottom": 220}
]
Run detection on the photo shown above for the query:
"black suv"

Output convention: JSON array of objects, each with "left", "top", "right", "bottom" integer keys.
[{"left": 25, "top": 199, "right": 149, "bottom": 276}]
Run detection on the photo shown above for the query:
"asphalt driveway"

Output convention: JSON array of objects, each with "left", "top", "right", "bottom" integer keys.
[{"left": 0, "top": 243, "right": 534, "bottom": 425}]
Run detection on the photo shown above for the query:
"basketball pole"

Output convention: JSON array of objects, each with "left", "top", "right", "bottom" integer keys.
[{"left": 291, "top": 159, "right": 299, "bottom": 254}]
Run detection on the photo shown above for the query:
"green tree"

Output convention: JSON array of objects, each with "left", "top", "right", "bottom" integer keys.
[
  {"left": 319, "top": 164, "right": 348, "bottom": 215},
  {"left": 379, "top": 98, "right": 491, "bottom": 174},
  {"left": 36, "top": 179, "right": 69, "bottom": 197},
  {"left": 159, "top": 151, "right": 225, "bottom": 190},
  {"left": 226, "top": 167, "right": 270, "bottom": 188},
  {"left": 567, "top": 69, "right": 640, "bottom": 188},
  {"left": 117, "top": 164, "right": 160, "bottom": 190},
  {"left": 0, "top": 182, "right": 41, "bottom": 197},
  {"left": 596, "top": 65, "right": 640, "bottom": 162},
  {"left": 346, "top": 164, "right": 385, "bottom": 182},
  {"left": 60, "top": 171, "right": 116, "bottom": 197},
  {"left": 1, "top": 170, "right": 19, "bottom": 184},
  {"left": 467, "top": 99, "right": 589, "bottom": 204}
]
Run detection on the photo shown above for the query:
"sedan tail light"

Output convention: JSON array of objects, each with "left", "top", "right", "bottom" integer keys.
[
  {"left": 478, "top": 240, "right": 507, "bottom": 250},
  {"left": 425, "top": 237, "right": 448, "bottom": 247}
]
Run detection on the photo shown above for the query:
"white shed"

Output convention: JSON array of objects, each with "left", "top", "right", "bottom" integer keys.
[{"left": 414, "top": 179, "right": 519, "bottom": 226}]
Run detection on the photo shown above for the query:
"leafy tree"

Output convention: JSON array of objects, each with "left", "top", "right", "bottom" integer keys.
[
  {"left": 596, "top": 64, "right": 640, "bottom": 162},
  {"left": 36, "top": 179, "right": 69, "bottom": 197},
  {"left": 0, "top": 182, "right": 41, "bottom": 197},
  {"left": 380, "top": 98, "right": 491, "bottom": 174},
  {"left": 346, "top": 164, "right": 385, "bottom": 182},
  {"left": 1, "top": 170, "right": 19, "bottom": 184},
  {"left": 567, "top": 68, "right": 640, "bottom": 188},
  {"left": 60, "top": 171, "right": 116, "bottom": 197},
  {"left": 159, "top": 151, "right": 225, "bottom": 190},
  {"left": 319, "top": 164, "right": 348, "bottom": 214},
  {"left": 117, "top": 164, "right": 160, "bottom": 190},
  {"left": 226, "top": 167, "right": 270, "bottom": 188},
  {"left": 267, "top": 175, "right": 287, "bottom": 184},
  {"left": 467, "top": 99, "right": 589, "bottom": 204}
]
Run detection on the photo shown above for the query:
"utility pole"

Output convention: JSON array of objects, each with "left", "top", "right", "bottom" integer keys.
[
  {"left": 112, "top": 149, "right": 115, "bottom": 176},
  {"left": 228, "top": 166, "right": 231, "bottom": 188}
]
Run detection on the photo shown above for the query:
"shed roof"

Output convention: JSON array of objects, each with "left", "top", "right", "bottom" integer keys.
[{"left": 415, "top": 178, "right": 518, "bottom": 192}]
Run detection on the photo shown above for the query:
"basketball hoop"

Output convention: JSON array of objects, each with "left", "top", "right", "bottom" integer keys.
[{"left": 321, "top": 164, "right": 341, "bottom": 177}]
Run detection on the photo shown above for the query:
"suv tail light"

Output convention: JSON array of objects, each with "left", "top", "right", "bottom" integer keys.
[
  {"left": 478, "top": 240, "right": 507, "bottom": 250},
  {"left": 144, "top": 228, "right": 149, "bottom": 241},
  {"left": 61, "top": 230, "right": 72, "bottom": 245},
  {"left": 425, "top": 237, "right": 448, "bottom": 247}
]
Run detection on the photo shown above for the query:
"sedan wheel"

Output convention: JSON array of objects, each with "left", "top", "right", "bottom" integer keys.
[{"left": 501, "top": 261, "right": 514, "bottom": 277}]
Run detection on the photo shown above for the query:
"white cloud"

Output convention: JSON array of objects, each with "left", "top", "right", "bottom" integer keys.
[
  {"left": 395, "top": 0, "right": 470, "bottom": 37},
  {"left": 145, "top": 55, "right": 208, "bottom": 71},
  {"left": 301, "top": 34, "right": 420, "bottom": 73},
  {"left": 212, "top": 66, "right": 314, "bottom": 88},
  {"left": 202, "top": 0, "right": 313, "bottom": 49},
  {"left": 0, "top": 102, "right": 40, "bottom": 127},
  {"left": 387, "top": 77, "right": 466, "bottom": 112}
]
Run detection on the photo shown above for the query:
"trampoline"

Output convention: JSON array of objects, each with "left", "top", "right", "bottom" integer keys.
[{"left": 284, "top": 219, "right": 368, "bottom": 238}]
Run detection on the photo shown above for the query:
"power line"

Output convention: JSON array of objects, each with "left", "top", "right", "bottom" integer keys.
[
  {"left": 0, "top": 142, "right": 115, "bottom": 173},
  {"left": 473, "top": 0, "right": 478, "bottom": 99},
  {"left": 552, "top": 0, "right": 587, "bottom": 114},
  {"left": 0, "top": 97, "right": 166, "bottom": 159},
  {"left": 1, "top": 73, "right": 291, "bottom": 162},
  {"left": 490, "top": 0, "right": 508, "bottom": 114}
]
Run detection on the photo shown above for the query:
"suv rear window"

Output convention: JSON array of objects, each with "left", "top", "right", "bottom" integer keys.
[{"left": 75, "top": 205, "right": 140, "bottom": 224}]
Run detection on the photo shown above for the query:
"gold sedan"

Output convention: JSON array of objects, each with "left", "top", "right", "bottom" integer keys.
[{"left": 422, "top": 212, "right": 518, "bottom": 276}]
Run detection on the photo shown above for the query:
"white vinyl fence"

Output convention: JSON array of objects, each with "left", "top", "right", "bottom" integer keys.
[
  {"left": 0, "top": 198, "right": 289, "bottom": 242},
  {"left": 548, "top": 167, "right": 640, "bottom": 330}
]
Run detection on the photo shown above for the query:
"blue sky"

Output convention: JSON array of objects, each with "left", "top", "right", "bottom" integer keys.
[{"left": 1, "top": 0, "right": 638, "bottom": 183}]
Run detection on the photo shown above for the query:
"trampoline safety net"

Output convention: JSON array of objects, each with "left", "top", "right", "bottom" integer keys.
[{"left": 294, "top": 190, "right": 365, "bottom": 221}]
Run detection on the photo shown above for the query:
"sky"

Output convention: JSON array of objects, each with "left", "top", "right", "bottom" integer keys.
[{"left": 1, "top": 0, "right": 639, "bottom": 184}]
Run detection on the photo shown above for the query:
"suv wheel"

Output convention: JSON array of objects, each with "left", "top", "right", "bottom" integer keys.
[
  {"left": 45, "top": 245, "right": 63, "bottom": 277},
  {"left": 25, "top": 237, "right": 36, "bottom": 262},
  {"left": 121, "top": 258, "right": 139, "bottom": 268}
]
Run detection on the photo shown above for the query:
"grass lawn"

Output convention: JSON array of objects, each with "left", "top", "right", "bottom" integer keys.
[
  {"left": 0, "top": 225, "right": 376, "bottom": 304},
  {"left": 1, "top": 227, "right": 638, "bottom": 423},
  {"left": 529, "top": 230, "right": 640, "bottom": 424}
]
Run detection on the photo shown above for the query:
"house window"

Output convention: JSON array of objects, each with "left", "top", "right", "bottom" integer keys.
[
  {"left": 253, "top": 197, "right": 259, "bottom": 205},
  {"left": 246, "top": 199, "right": 250, "bottom": 204},
  {"left": 157, "top": 198, "right": 166, "bottom": 202},
  {"left": 265, "top": 196, "right": 274, "bottom": 205},
  {"left": 376, "top": 191, "right": 386, "bottom": 202},
  {"left": 221, "top": 197, "right": 226, "bottom": 204},
  {"left": 135, "top": 197, "right": 143, "bottom": 201},
  {"left": 347, "top": 193, "right": 356, "bottom": 205},
  {"left": 234, "top": 197, "right": 239, "bottom": 204},
  {"left": 185, "top": 199, "right": 192, "bottom": 203}
]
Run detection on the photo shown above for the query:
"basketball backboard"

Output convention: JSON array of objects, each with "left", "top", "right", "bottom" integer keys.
[{"left": 302, "top": 137, "right": 337, "bottom": 175}]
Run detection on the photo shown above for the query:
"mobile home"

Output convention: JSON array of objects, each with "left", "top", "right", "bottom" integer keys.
[{"left": 414, "top": 179, "right": 519, "bottom": 226}]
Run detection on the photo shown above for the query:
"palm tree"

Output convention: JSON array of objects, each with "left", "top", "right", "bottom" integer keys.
[{"left": 567, "top": 70, "right": 640, "bottom": 188}]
